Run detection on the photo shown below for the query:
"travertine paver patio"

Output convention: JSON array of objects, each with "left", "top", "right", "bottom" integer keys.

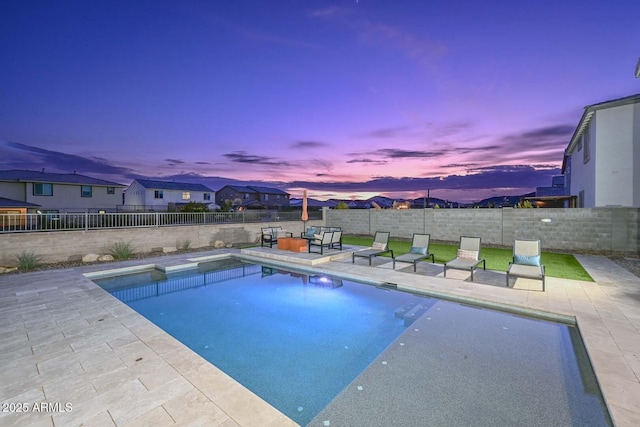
[{"left": 0, "top": 247, "right": 639, "bottom": 426}]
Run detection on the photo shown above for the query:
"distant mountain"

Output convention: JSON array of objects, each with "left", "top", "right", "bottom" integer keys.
[{"left": 475, "top": 192, "right": 536, "bottom": 207}]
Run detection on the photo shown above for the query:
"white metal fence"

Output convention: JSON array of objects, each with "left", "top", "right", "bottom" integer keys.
[{"left": 0, "top": 210, "right": 322, "bottom": 233}]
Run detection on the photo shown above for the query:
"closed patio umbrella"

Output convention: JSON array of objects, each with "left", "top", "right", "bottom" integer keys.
[{"left": 301, "top": 190, "right": 309, "bottom": 222}]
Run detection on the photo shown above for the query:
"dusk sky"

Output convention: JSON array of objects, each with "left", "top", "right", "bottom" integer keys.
[{"left": 1, "top": 1, "right": 639, "bottom": 202}]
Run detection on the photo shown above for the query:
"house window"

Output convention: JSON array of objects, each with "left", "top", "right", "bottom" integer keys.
[
  {"left": 154, "top": 190, "right": 164, "bottom": 199},
  {"left": 243, "top": 193, "right": 249, "bottom": 199},
  {"left": 182, "top": 192, "right": 190, "bottom": 200},
  {"left": 276, "top": 195, "right": 280, "bottom": 200},
  {"left": 107, "top": 187, "right": 115, "bottom": 194},
  {"left": 81, "top": 186, "right": 92, "bottom": 197},
  {"left": 583, "top": 125, "right": 591, "bottom": 164},
  {"left": 263, "top": 194, "right": 269, "bottom": 201},
  {"left": 33, "top": 183, "right": 53, "bottom": 196},
  {"left": 203, "top": 193, "right": 211, "bottom": 201}
]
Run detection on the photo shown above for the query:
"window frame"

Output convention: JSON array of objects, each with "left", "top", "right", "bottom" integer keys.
[
  {"left": 81, "top": 185, "right": 92, "bottom": 198},
  {"left": 182, "top": 192, "right": 191, "bottom": 200},
  {"left": 107, "top": 186, "right": 115, "bottom": 194},
  {"left": 154, "top": 190, "right": 164, "bottom": 199},
  {"left": 33, "top": 183, "right": 53, "bottom": 196}
]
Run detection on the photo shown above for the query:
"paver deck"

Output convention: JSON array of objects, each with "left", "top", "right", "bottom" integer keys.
[{"left": 1, "top": 247, "right": 639, "bottom": 426}]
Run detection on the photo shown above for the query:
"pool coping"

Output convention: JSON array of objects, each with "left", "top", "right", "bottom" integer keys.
[{"left": 1, "top": 249, "right": 639, "bottom": 426}]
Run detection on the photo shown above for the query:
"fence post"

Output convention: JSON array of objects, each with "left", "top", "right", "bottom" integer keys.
[
  {"left": 85, "top": 212, "right": 88, "bottom": 231},
  {"left": 155, "top": 212, "right": 159, "bottom": 227},
  {"left": 242, "top": 210, "right": 245, "bottom": 223}
]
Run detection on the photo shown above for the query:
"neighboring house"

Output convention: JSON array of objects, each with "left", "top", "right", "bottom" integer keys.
[
  {"left": 0, "top": 197, "right": 41, "bottom": 228},
  {"left": 123, "top": 179, "right": 216, "bottom": 211},
  {"left": 562, "top": 93, "right": 640, "bottom": 208},
  {"left": 215, "top": 185, "right": 290, "bottom": 209},
  {"left": 531, "top": 176, "right": 576, "bottom": 208},
  {"left": 0, "top": 169, "right": 125, "bottom": 213}
]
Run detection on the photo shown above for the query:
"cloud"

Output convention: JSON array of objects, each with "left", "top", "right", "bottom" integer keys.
[
  {"left": 291, "top": 141, "right": 330, "bottom": 149},
  {"left": 307, "top": 6, "right": 351, "bottom": 19},
  {"left": 309, "top": 6, "right": 446, "bottom": 68},
  {"left": 346, "top": 158, "right": 388, "bottom": 165},
  {"left": 166, "top": 158, "right": 185, "bottom": 166},
  {"left": 287, "top": 164, "right": 560, "bottom": 194},
  {"left": 365, "top": 126, "right": 411, "bottom": 139},
  {"left": 376, "top": 148, "right": 444, "bottom": 159},
  {"left": 223, "top": 151, "right": 293, "bottom": 167},
  {"left": 0, "top": 141, "right": 135, "bottom": 180},
  {"left": 498, "top": 124, "right": 573, "bottom": 150}
]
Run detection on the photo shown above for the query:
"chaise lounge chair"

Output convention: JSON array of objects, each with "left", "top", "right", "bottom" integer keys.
[
  {"left": 506, "top": 239, "right": 546, "bottom": 291},
  {"left": 352, "top": 231, "right": 393, "bottom": 265},
  {"left": 443, "top": 236, "right": 486, "bottom": 281},
  {"left": 392, "top": 233, "right": 434, "bottom": 272}
]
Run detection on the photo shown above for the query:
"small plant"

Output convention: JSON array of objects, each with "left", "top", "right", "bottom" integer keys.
[
  {"left": 108, "top": 241, "right": 135, "bottom": 260},
  {"left": 16, "top": 250, "right": 41, "bottom": 271},
  {"left": 178, "top": 239, "right": 191, "bottom": 251}
]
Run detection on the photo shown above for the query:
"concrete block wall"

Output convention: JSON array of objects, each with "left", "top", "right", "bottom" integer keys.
[
  {"left": 327, "top": 208, "right": 640, "bottom": 254},
  {"left": 0, "top": 220, "right": 323, "bottom": 265}
]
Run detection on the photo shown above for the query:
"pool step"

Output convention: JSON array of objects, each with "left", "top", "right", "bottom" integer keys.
[
  {"left": 394, "top": 303, "right": 427, "bottom": 326},
  {"left": 394, "top": 302, "right": 417, "bottom": 319},
  {"left": 402, "top": 304, "right": 427, "bottom": 326}
]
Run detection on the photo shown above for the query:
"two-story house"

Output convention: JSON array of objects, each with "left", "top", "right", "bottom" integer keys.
[
  {"left": 215, "top": 185, "right": 290, "bottom": 210},
  {"left": 123, "top": 179, "right": 216, "bottom": 211},
  {"left": 0, "top": 169, "right": 125, "bottom": 213},
  {"left": 562, "top": 93, "right": 640, "bottom": 207}
]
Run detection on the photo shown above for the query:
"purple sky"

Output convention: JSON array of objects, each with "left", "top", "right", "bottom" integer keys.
[{"left": 1, "top": 0, "right": 639, "bottom": 202}]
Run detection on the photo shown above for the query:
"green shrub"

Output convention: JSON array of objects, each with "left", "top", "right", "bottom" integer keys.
[
  {"left": 178, "top": 239, "right": 191, "bottom": 250},
  {"left": 16, "top": 250, "right": 41, "bottom": 271},
  {"left": 181, "top": 202, "right": 210, "bottom": 212},
  {"left": 108, "top": 241, "right": 135, "bottom": 260}
]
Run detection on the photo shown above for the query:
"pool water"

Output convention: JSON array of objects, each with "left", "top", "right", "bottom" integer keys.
[{"left": 95, "top": 262, "right": 612, "bottom": 426}]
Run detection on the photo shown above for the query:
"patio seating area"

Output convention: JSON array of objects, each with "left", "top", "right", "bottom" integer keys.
[{"left": 1, "top": 235, "right": 640, "bottom": 426}]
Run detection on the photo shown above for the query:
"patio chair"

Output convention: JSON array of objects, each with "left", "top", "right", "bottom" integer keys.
[
  {"left": 506, "top": 239, "right": 546, "bottom": 291},
  {"left": 443, "top": 236, "right": 486, "bottom": 281},
  {"left": 308, "top": 231, "right": 334, "bottom": 254},
  {"left": 392, "top": 233, "right": 434, "bottom": 272},
  {"left": 352, "top": 231, "right": 393, "bottom": 265},
  {"left": 260, "top": 226, "right": 292, "bottom": 248},
  {"left": 301, "top": 226, "right": 317, "bottom": 239},
  {"left": 329, "top": 230, "right": 343, "bottom": 250}
]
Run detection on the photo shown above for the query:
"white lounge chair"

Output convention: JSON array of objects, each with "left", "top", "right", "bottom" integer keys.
[
  {"left": 506, "top": 239, "right": 546, "bottom": 291},
  {"left": 352, "top": 231, "right": 393, "bottom": 265},
  {"left": 443, "top": 236, "right": 486, "bottom": 281},
  {"left": 392, "top": 233, "right": 434, "bottom": 272}
]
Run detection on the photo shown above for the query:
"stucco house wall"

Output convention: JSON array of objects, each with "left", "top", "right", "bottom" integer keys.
[
  {"left": 564, "top": 94, "right": 640, "bottom": 208},
  {"left": 0, "top": 170, "right": 124, "bottom": 212},
  {"left": 0, "top": 182, "right": 25, "bottom": 201},
  {"left": 24, "top": 182, "right": 122, "bottom": 212},
  {"left": 123, "top": 179, "right": 215, "bottom": 211},
  {"left": 594, "top": 105, "right": 635, "bottom": 206}
]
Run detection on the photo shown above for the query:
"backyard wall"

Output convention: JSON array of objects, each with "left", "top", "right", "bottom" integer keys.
[
  {"left": 326, "top": 208, "right": 640, "bottom": 254},
  {"left": 0, "top": 220, "right": 323, "bottom": 265},
  {"left": 3, "top": 207, "right": 639, "bottom": 265}
]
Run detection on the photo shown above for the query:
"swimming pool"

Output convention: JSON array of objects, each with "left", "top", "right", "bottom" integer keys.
[{"left": 94, "top": 261, "right": 612, "bottom": 426}]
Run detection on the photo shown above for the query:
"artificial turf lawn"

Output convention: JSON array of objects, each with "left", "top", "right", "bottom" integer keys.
[{"left": 342, "top": 236, "right": 594, "bottom": 282}]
